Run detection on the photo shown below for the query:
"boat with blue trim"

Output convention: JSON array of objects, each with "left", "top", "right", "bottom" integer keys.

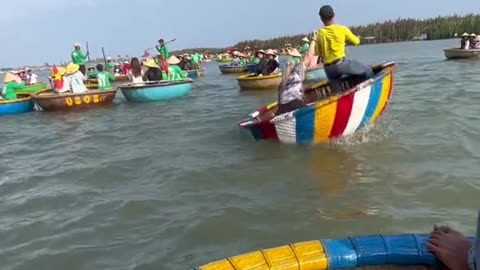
[
  {"left": 119, "top": 80, "right": 193, "bottom": 102},
  {"left": 0, "top": 94, "right": 34, "bottom": 116}
]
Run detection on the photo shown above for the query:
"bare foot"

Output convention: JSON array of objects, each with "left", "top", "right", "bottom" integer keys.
[{"left": 427, "top": 226, "right": 471, "bottom": 270}]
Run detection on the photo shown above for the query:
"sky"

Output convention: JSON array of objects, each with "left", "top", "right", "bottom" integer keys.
[{"left": 2, "top": 0, "right": 479, "bottom": 67}]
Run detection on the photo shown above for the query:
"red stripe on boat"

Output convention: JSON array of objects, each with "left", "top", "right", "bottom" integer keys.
[
  {"left": 329, "top": 93, "right": 354, "bottom": 139},
  {"left": 257, "top": 122, "right": 279, "bottom": 141}
]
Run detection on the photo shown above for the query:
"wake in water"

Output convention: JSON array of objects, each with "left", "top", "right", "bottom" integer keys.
[{"left": 333, "top": 116, "right": 395, "bottom": 146}]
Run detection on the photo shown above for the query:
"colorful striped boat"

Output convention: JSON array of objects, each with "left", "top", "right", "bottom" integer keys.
[
  {"left": 16, "top": 83, "right": 48, "bottom": 95},
  {"left": 305, "top": 65, "right": 327, "bottom": 88},
  {"left": 32, "top": 89, "right": 117, "bottom": 112},
  {"left": 236, "top": 74, "right": 282, "bottom": 90},
  {"left": 119, "top": 80, "right": 193, "bottom": 102},
  {"left": 186, "top": 69, "right": 204, "bottom": 79},
  {"left": 239, "top": 62, "right": 397, "bottom": 145},
  {"left": 247, "top": 64, "right": 257, "bottom": 73},
  {"left": 193, "top": 234, "right": 475, "bottom": 270},
  {"left": 219, "top": 65, "right": 248, "bottom": 74},
  {"left": 0, "top": 95, "right": 34, "bottom": 116}
]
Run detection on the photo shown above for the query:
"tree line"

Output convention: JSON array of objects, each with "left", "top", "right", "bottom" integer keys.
[{"left": 172, "top": 14, "right": 480, "bottom": 54}]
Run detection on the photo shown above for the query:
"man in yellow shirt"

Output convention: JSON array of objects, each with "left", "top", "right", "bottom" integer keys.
[{"left": 315, "top": 5, "right": 373, "bottom": 92}]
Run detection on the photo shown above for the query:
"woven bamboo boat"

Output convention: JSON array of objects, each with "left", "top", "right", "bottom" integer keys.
[
  {"left": 236, "top": 74, "right": 282, "bottom": 90},
  {"left": 217, "top": 58, "right": 232, "bottom": 63},
  {"left": 219, "top": 65, "right": 248, "bottom": 74},
  {"left": 32, "top": 89, "right": 117, "bottom": 111},
  {"left": 114, "top": 74, "right": 130, "bottom": 82},
  {"left": 16, "top": 83, "right": 48, "bottom": 95},
  {"left": 118, "top": 80, "right": 192, "bottom": 102},
  {"left": 238, "top": 62, "right": 397, "bottom": 145},
  {"left": 0, "top": 94, "right": 34, "bottom": 116},
  {"left": 194, "top": 233, "right": 474, "bottom": 270},
  {"left": 444, "top": 48, "right": 480, "bottom": 59}
]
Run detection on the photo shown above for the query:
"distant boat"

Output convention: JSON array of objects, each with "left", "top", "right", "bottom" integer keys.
[
  {"left": 444, "top": 48, "right": 480, "bottom": 59},
  {"left": 118, "top": 80, "right": 193, "bottom": 102},
  {"left": 32, "top": 89, "right": 117, "bottom": 111},
  {"left": 236, "top": 74, "right": 282, "bottom": 91}
]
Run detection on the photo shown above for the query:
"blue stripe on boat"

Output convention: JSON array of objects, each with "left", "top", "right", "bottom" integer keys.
[
  {"left": 384, "top": 234, "right": 424, "bottom": 265},
  {"left": 322, "top": 238, "right": 358, "bottom": 269},
  {"left": 295, "top": 109, "right": 314, "bottom": 144},
  {"left": 0, "top": 99, "right": 34, "bottom": 116},
  {"left": 351, "top": 235, "right": 387, "bottom": 266},
  {"left": 359, "top": 80, "right": 383, "bottom": 128}
]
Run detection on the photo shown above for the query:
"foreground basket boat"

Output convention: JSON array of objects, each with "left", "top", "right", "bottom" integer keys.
[
  {"left": 238, "top": 62, "right": 397, "bottom": 145},
  {"left": 16, "top": 83, "right": 48, "bottom": 95},
  {"left": 0, "top": 95, "right": 34, "bottom": 116},
  {"left": 236, "top": 74, "right": 282, "bottom": 90},
  {"left": 219, "top": 65, "right": 248, "bottom": 74},
  {"left": 194, "top": 233, "right": 475, "bottom": 270},
  {"left": 305, "top": 65, "right": 327, "bottom": 88},
  {"left": 32, "top": 89, "right": 117, "bottom": 111},
  {"left": 186, "top": 69, "right": 204, "bottom": 79},
  {"left": 444, "top": 48, "right": 480, "bottom": 59},
  {"left": 118, "top": 80, "right": 193, "bottom": 102}
]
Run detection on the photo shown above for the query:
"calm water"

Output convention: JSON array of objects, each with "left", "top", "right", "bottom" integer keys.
[{"left": 1, "top": 39, "right": 479, "bottom": 270}]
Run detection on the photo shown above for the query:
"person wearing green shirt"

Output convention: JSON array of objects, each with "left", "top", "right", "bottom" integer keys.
[
  {"left": 71, "top": 42, "right": 88, "bottom": 75},
  {"left": 288, "top": 49, "right": 302, "bottom": 64},
  {"left": 106, "top": 58, "right": 115, "bottom": 72},
  {"left": 166, "top": 56, "right": 186, "bottom": 81},
  {"left": 300, "top": 37, "right": 310, "bottom": 56},
  {"left": 191, "top": 52, "right": 202, "bottom": 69},
  {"left": 1, "top": 73, "right": 25, "bottom": 100},
  {"left": 156, "top": 39, "right": 169, "bottom": 59},
  {"left": 239, "top": 54, "right": 247, "bottom": 67},
  {"left": 96, "top": 64, "right": 115, "bottom": 91},
  {"left": 86, "top": 66, "right": 98, "bottom": 79}
]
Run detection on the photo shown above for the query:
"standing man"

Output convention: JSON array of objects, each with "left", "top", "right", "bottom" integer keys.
[
  {"left": 71, "top": 43, "right": 88, "bottom": 75},
  {"left": 315, "top": 5, "right": 373, "bottom": 92},
  {"left": 156, "top": 39, "right": 169, "bottom": 59}
]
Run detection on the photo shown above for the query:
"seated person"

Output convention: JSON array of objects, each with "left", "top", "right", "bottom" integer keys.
[
  {"left": 64, "top": 63, "right": 87, "bottom": 94},
  {"left": 96, "top": 64, "right": 115, "bottom": 91},
  {"left": 460, "top": 32, "right": 469, "bottom": 49},
  {"left": 231, "top": 52, "right": 241, "bottom": 66},
  {"left": 1, "top": 72, "right": 25, "bottom": 100},
  {"left": 255, "top": 50, "right": 270, "bottom": 76},
  {"left": 86, "top": 66, "right": 98, "bottom": 79},
  {"left": 166, "top": 55, "right": 186, "bottom": 81},
  {"left": 113, "top": 63, "right": 123, "bottom": 75},
  {"left": 142, "top": 59, "right": 163, "bottom": 81},
  {"left": 315, "top": 5, "right": 373, "bottom": 92},
  {"left": 128, "top": 57, "right": 144, "bottom": 83},
  {"left": 266, "top": 49, "right": 280, "bottom": 74},
  {"left": 471, "top": 35, "right": 480, "bottom": 49},
  {"left": 288, "top": 49, "right": 302, "bottom": 64},
  {"left": 252, "top": 50, "right": 264, "bottom": 65},
  {"left": 25, "top": 67, "right": 39, "bottom": 85},
  {"left": 179, "top": 54, "right": 193, "bottom": 70},
  {"left": 238, "top": 54, "right": 247, "bottom": 67},
  {"left": 122, "top": 61, "right": 131, "bottom": 75}
]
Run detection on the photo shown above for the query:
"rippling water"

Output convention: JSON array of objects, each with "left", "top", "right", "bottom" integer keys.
[{"left": 1, "top": 39, "right": 479, "bottom": 270}]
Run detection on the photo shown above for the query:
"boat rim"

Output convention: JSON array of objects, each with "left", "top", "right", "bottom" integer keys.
[
  {"left": 32, "top": 89, "right": 117, "bottom": 99},
  {"left": 237, "top": 73, "right": 282, "bottom": 81},
  {"left": 118, "top": 80, "right": 193, "bottom": 90},
  {"left": 444, "top": 47, "right": 480, "bottom": 52},
  {"left": 0, "top": 96, "right": 32, "bottom": 104}
]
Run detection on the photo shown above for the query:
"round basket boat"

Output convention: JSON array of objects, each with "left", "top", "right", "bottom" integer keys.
[
  {"left": 16, "top": 83, "right": 48, "bottom": 95},
  {"left": 238, "top": 62, "right": 397, "bottom": 145},
  {"left": 118, "top": 80, "right": 193, "bottom": 102},
  {"left": 444, "top": 48, "right": 480, "bottom": 59},
  {"left": 0, "top": 94, "right": 34, "bottom": 116},
  {"left": 114, "top": 74, "right": 130, "bottom": 82},
  {"left": 32, "top": 89, "right": 117, "bottom": 112},
  {"left": 236, "top": 74, "right": 282, "bottom": 90},
  {"left": 217, "top": 58, "right": 232, "bottom": 63},
  {"left": 219, "top": 65, "right": 248, "bottom": 74},
  {"left": 193, "top": 233, "right": 475, "bottom": 270}
]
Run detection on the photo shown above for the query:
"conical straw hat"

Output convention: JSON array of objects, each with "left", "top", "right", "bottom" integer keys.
[
  {"left": 302, "top": 37, "right": 310, "bottom": 42},
  {"left": 288, "top": 49, "right": 302, "bottom": 58},
  {"left": 167, "top": 55, "right": 180, "bottom": 65},
  {"left": 3, "top": 72, "right": 17, "bottom": 83}
]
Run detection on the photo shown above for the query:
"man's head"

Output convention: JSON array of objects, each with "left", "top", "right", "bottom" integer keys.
[
  {"left": 158, "top": 39, "right": 165, "bottom": 45},
  {"left": 96, "top": 64, "right": 104, "bottom": 72},
  {"left": 74, "top": 42, "right": 81, "bottom": 50},
  {"left": 319, "top": 5, "right": 335, "bottom": 25}
]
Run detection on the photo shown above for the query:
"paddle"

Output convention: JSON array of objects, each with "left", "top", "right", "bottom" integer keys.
[
  {"left": 101, "top": 47, "right": 108, "bottom": 68},
  {"left": 144, "top": 38, "right": 177, "bottom": 52},
  {"left": 86, "top": 41, "right": 91, "bottom": 63}
]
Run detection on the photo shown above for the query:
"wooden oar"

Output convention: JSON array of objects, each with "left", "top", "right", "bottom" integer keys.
[
  {"left": 86, "top": 41, "right": 91, "bottom": 63},
  {"left": 144, "top": 38, "right": 177, "bottom": 52},
  {"left": 101, "top": 47, "right": 107, "bottom": 68}
]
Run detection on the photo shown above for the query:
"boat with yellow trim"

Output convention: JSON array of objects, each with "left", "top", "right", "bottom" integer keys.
[{"left": 236, "top": 73, "right": 282, "bottom": 90}]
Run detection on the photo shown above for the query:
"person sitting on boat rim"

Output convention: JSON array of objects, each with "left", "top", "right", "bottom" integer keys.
[
  {"left": 1, "top": 72, "right": 25, "bottom": 100},
  {"left": 288, "top": 49, "right": 302, "bottom": 64},
  {"left": 426, "top": 210, "right": 480, "bottom": 270},
  {"left": 315, "top": 5, "right": 373, "bottom": 93},
  {"left": 96, "top": 64, "right": 115, "bottom": 91},
  {"left": 71, "top": 43, "right": 88, "bottom": 75},
  {"left": 299, "top": 37, "right": 310, "bottom": 57},
  {"left": 166, "top": 55, "right": 186, "bottom": 81},
  {"left": 64, "top": 63, "right": 87, "bottom": 94},
  {"left": 275, "top": 34, "right": 317, "bottom": 115},
  {"left": 143, "top": 59, "right": 163, "bottom": 82},
  {"left": 86, "top": 66, "right": 98, "bottom": 79},
  {"left": 460, "top": 32, "right": 470, "bottom": 49},
  {"left": 128, "top": 57, "right": 144, "bottom": 83},
  {"left": 25, "top": 67, "right": 39, "bottom": 85},
  {"left": 266, "top": 49, "right": 280, "bottom": 74},
  {"left": 156, "top": 38, "right": 169, "bottom": 59}
]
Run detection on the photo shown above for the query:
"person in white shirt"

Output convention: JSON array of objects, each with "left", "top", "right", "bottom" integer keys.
[{"left": 25, "top": 68, "right": 39, "bottom": 85}]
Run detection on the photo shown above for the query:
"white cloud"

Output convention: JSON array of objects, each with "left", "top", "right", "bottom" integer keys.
[{"left": 0, "top": 0, "right": 96, "bottom": 21}]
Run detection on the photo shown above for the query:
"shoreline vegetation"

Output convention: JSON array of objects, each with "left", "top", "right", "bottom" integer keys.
[
  {"left": 1, "top": 14, "right": 479, "bottom": 71},
  {"left": 172, "top": 14, "right": 480, "bottom": 54}
]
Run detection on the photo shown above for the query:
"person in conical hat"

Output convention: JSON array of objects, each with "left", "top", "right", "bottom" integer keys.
[
  {"left": 2, "top": 72, "right": 26, "bottom": 100},
  {"left": 251, "top": 49, "right": 265, "bottom": 65},
  {"left": 460, "top": 32, "right": 470, "bottom": 49},
  {"left": 143, "top": 59, "right": 163, "bottom": 81},
  {"left": 288, "top": 48, "right": 302, "bottom": 64},
  {"left": 300, "top": 37, "right": 311, "bottom": 56},
  {"left": 472, "top": 35, "right": 480, "bottom": 49},
  {"left": 231, "top": 51, "right": 241, "bottom": 66},
  {"left": 166, "top": 55, "right": 186, "bottom": 81},
  {"left": 64, "top": 63, "right": 87, "bottom": 94},
  {"left": 238, "top": 53, "right": 247, "bottom": 67}
]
